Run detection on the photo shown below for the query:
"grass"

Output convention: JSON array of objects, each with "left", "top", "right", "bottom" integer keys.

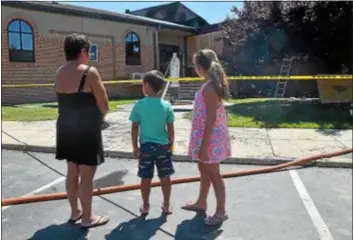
[
  {"left": 184, "top": 98, "right": 353, "bottom": 129},
  {"left": 2, "top": 99, "right": 136, "bottom": 121}
]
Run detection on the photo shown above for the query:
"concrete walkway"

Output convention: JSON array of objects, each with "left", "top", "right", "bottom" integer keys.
[{"left": 2, "top": 104, "right": 352, "bottom": 167}]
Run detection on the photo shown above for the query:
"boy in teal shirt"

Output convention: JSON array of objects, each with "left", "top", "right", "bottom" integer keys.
[{"left": 129, "top": 70, "right": 175, "bottom": 215}]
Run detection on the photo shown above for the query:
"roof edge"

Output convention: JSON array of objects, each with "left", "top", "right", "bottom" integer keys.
[
  {"left": 176, "top": 2, "right": 209, "bottom": 25},
  {"left": 129, "top": 1, "right": 209, "bottom": 26},
  {"left": 128, "top": 2, "right": 175, "bottom": 15},
  {"left": 2, "top": 1, "right": 196, "bottom": 33},
  {"left": 197, "top": 21, "right": 226, "bottom": 35}
]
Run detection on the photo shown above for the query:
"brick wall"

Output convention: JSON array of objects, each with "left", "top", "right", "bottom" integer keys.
[
  {"left": 186, "top": 36, "right": 196, "bottom": 68},
  {"left": 186, "top": 32, "right": 224, "bottom": 66},
  {"left": 1, "top": 11, "right": 154, "bottom": 104}
]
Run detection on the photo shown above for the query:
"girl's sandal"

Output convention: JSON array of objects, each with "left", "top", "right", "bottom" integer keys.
[
  {"left": 161, "top": 205, "right": 173, "bottom": 215},
  {"left": 204, "top": 214, "right": 229, "bottom": 226},
  {"left": 140, "top": 205, "right": 150, "bottom": 216}
]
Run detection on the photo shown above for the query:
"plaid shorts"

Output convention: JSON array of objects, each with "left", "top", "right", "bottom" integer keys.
[{"left": 138, "top": 142, "right": 175, "bottom": 179}]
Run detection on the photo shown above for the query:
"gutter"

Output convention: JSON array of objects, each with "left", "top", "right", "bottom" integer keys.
[
  {"left": 2, "top": 1, "right": 197, "bottom": 33},
  {"left": 148, "top": 25, "right": 160, "bottom": 70}
]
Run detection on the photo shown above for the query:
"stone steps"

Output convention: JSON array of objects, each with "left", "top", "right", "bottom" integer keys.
[{"left": 179, "top": 81, "right": 203, "bottom": 100}]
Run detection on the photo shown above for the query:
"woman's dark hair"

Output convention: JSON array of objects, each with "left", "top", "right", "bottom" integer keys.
[
  {"left": 143, "top": 70, "right": 166, "bottom": 93},
  {"left": 64, "top": 33, "right": 91, "bottom": 61}
]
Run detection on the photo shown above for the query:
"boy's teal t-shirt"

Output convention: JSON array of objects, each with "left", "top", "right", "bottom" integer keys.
[{"left": 129, "top": 97, "right": 175, "bottom": 145}]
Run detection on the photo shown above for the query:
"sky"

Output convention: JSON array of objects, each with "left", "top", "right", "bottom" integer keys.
[{"left": 60, "top": 1, "right": 243, "bottom": 24}]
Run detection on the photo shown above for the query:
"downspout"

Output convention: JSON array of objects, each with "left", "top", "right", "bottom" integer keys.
[
  {"left": 154, "top": 25, "right": 161, "bottom": 70},
  {"left": 152, "top": 29, "right": 157, "bottom": 69},
  {"left": 183, "top": 36, "right": 188, "bottom": 77}
]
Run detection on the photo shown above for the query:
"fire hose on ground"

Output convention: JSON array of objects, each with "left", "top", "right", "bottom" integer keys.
[{"left": 2, "top": 148, "right": 352, "bottom": 207}]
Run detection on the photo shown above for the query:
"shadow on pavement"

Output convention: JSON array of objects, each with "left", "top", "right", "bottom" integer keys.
[
  {"left": 174, "top": 212, "right": 224, "bottom": 240},
  {"left": 105, "top": 215, "right": 168, "bottom": 240},
  {"left": 28, "top": 222, "right": 88, "bottom": 240},
  {"left": 93, "top": 170, "right": 127, "bottom": 189},
  {"left": 315, "top": 128, "right": 348, "bottom": 136}
]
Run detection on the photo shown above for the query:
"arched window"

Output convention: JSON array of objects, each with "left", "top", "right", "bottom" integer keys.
[
  {"left": 125, "top": 32, "right": 140, "bottom": 65},
  {"left": 7, "top": 19, "right": 35, "bottom": 62}
]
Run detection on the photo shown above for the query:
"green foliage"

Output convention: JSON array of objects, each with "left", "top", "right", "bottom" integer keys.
[
  {"left": 2, "top": 100, "right": 136, "bottom": 121},
  {"left": 222, "top": 1, "right": 353, "bottom": 73}
]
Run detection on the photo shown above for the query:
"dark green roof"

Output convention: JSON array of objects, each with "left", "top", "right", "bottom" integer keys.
[{"left": 128, "top": 2, "right": 209, "bottom": 28}]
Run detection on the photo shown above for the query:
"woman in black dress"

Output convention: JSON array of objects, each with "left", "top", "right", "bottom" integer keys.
[{"left": 55, "top": 33, "right": 109, "bottom": 229}]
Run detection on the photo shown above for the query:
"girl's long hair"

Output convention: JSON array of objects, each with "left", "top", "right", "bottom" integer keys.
[{"left": 193, "top": 49, "right": 230, "bottom": 99}]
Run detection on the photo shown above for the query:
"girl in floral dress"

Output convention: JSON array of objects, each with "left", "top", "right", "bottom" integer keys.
[{"left": 182, "top": 49, "right": 232, "bottom": 226}]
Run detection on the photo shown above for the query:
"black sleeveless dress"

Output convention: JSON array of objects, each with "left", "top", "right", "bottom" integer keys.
[{"left": 55, "top": 66, "right": 104, "bottom": 166}]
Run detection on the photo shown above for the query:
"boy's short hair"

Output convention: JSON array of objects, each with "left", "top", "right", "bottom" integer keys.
[{"left": 143, "top": 70, "right": 166, "bottom": 93}]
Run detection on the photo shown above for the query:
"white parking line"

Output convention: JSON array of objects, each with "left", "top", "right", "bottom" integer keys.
[
  {"left": 289, "top": 170, "right": 335, "bottom": 240},
  {"left": 2, "top": 176, "right": 65, "bottom": 211}
]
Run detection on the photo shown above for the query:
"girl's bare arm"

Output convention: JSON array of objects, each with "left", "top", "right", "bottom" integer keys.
[{"left": 201, "top": 83, "right": 219, "bottom": 148}]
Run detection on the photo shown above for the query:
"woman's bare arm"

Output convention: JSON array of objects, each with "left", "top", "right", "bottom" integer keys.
[{"left": 88, "top": 67, "right": 109, "bottom": 117}]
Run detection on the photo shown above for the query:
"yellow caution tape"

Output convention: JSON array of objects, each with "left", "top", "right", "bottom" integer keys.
[{"left": 2, "top": 75, "right": 352, "bottom": 88}]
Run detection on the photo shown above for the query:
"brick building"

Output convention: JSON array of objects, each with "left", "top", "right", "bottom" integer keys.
[{"left": 2, "top": 1, "right": 229, "bottom": 104}]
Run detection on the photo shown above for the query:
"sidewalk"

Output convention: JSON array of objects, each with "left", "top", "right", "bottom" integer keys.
[{"left": 2, "top": 104, "right": 352, "bottom": 167}]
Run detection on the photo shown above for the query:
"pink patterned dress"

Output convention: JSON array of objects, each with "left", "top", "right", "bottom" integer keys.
[{"left": 188, "top": 81, "right": 232, "bottom": 164}]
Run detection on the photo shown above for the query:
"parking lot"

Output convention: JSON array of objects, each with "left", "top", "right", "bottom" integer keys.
[{"left": 1, "top": 150, "right": 352, "bottom": 240}]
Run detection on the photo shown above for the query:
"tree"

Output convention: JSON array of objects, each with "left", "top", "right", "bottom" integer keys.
[{"left": 221, "top": 1, "right": 353, "bottom": 73}]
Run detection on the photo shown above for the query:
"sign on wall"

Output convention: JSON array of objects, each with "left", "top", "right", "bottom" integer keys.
[{"left": 89, "top": 44, "right": 98, "bottom": 61}]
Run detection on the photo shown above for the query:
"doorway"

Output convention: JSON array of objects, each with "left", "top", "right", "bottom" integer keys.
[{"left": 159, "top": 44, "right": 182, "bottom": 77}]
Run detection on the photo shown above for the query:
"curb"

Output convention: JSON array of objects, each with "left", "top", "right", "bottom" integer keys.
[{"left": 2, "top": 143, "right": 352, "bottom": 169}]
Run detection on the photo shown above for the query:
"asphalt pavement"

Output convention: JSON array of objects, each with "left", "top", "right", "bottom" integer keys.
[{"left": 1, "top": 150, "right": 352, "bottom": 240}]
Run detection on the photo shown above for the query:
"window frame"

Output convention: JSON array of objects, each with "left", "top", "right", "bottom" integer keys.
[
  {"left": 7, "top": 19, "right": 35, "bottom": 63},
  {"left": 125, "top": 32, "right": 141, "bottom": 66}
]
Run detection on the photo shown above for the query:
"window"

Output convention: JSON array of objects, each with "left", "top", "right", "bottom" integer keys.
[
  {"left": 7, "top": 19, "right": 35, "bottom": 62},
  {"left": 125, "top": 32, "right": 140, "bottom": 65}
]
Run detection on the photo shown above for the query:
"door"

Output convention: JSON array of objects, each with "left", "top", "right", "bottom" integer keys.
[{"left": 159, "top": 44, "right": 182, "bottom": 77}]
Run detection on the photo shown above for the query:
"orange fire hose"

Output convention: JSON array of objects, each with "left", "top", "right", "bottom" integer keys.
[{"left": 2, "top": 148, "right": 352, "bottom": 207}]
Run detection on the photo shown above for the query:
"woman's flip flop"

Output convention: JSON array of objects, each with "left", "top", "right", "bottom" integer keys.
[
  {"left": 67, "top": 212, "right": 83, "bottom": 224},
  {"left": 140, "top": 205, "right": 150, "bottom": 216},
  {"left": 181, "top": 203, "right": 206, "bottom": 212},
  {"left": 81, "top": 216, "right": 109, "bottom": 229},
  {"left": 204, "top": 214, "right": 229, "bottom": 226},
  {"left": 161, "top": 205, "right": 173, "bottom": 215}
]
